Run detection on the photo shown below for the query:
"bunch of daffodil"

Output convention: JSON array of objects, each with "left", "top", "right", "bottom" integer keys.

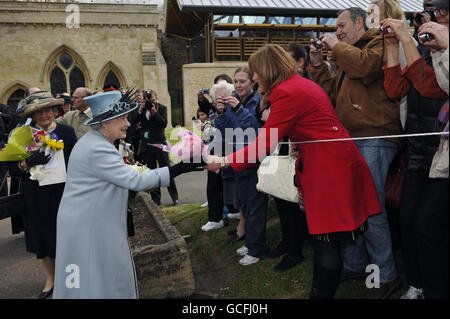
[{"left": 42, "top": 135, "right": 64, "bottom": 151}]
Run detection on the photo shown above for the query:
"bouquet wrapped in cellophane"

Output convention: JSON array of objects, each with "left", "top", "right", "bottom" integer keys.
[
  {"left": 0, "top": 125, "right": 66, "bottom": 185},
  {"left": 0, "top": 125, "right": 34, "bottom": 161},
  {"left": 170, "top": 129, "right": 209, "bottom": 162}
]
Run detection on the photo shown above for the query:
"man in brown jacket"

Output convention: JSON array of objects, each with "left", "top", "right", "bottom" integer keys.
[{"left": 310, "top": 7, "right": 401, "bottom": 298}]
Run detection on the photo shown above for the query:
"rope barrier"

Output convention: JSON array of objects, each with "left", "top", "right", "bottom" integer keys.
[{"left": 231, "top": 131, "right": 449, "bottom": 145}]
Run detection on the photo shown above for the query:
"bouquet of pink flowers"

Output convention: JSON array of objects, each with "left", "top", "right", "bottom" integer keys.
[{"left": 170, "top": 129, "right": 209, "bottom": 163}]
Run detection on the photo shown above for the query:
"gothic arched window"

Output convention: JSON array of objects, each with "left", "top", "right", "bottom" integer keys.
[
  {"left": 50, "top": 52, "right": 86, "bottom": 96},
  {"left": 104, "top": 70, "right": 121, "bottom": 90},
  {"left": 7, "top": 89, "right": 26, "bottom": 111}
]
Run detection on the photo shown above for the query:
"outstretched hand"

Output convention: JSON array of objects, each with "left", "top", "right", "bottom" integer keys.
[
  {"left": 205, "top": 155, "right": 223, "bottom": 171},
  {"left": 169, "top": 157, "right": 206, "bottom": 178}
]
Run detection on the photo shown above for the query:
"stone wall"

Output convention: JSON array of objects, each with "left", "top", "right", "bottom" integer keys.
[
  {"left": 182, "top": 62, "right": 248, "bottom": 127},
  {"left": 0, "top": 1, "right": 171, "bottom": 123}
]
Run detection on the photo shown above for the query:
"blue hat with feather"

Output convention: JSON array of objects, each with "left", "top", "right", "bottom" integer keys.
[{"left": 84, "top": 88, "right": 137, "bottom": 126}]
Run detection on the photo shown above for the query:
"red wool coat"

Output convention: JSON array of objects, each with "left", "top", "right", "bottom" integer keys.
[{"left": 228, "top": 75, "right": 381, "bottom": 235}]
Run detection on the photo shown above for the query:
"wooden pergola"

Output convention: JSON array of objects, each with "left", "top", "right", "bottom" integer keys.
[{"left": 166, "top": 0, "right": 420, "bottom": 62}]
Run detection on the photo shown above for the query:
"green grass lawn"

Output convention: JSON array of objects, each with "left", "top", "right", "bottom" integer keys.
[
  {"left": 162, "top": 199, "right": 406, "bottom": 299},
  {"left": 162, "top": 126, "right": 405, "bottom": 299}
]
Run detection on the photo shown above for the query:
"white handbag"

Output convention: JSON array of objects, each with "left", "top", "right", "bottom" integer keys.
[{"left": 256, "top": 143, "right": 299, "bottom": 203}]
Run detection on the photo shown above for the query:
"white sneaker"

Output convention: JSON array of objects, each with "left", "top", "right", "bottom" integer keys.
[
  {"left": 236, "top": 245, "right": 248, "bottom": 256},
  {"left": 227, "top": 213, "right": 241, "bottom": 220},
  {"left": 200, "top": 201, "right": 208, "bottom": 208},
  {"left": 239, "top": 254, "right": 260, "bottom": 266},
  {"left": 201, "top": 220, "right": 223, "bottom": 232},
  {"left": 400, "top": 286, "right": 424, "bottom": 299}
]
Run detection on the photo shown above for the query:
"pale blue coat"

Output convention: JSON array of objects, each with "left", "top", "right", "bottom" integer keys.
[{"left": 53, "top": 129, "right": 170, "bottom": 299}]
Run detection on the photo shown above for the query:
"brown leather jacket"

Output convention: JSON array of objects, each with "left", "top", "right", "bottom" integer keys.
[{"left": 311, "top": 28, "right": 400, "bottom": 139}]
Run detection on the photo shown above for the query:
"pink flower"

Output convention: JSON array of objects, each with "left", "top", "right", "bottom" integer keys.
[{"left": 170, "top": 129, "right": 209, "bottom": 162}]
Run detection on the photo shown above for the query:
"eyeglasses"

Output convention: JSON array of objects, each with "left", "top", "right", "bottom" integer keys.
[{"left": 72, "top": 95, "right": 82, "bottom": 99}]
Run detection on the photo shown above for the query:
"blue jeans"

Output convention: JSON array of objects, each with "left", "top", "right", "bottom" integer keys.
[
  {"left": 343, "top": 139, "right": 398, "bottom": 283},
  {"left": 235, "top": 168, "right": 269, "bottom": 258}
]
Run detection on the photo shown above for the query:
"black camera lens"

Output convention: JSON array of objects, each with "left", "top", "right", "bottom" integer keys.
[
  {"left": 313, "top": 39, "right": 323, "bottom": 50},
  {"left": 144, "top": 90, "right": 153, "bottom": 100},
  {"left": 414, "top": 12, "right": 424, "bottom": 25}
]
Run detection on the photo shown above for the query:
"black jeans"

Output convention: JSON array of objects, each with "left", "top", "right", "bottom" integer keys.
[
  {"left": 399, "top": 171, "right": 449, "bottom": 298},
  {"left": 207, "top": 170, "right": 223, "bottom": 223},
  {"left": 416, "top": 177, "right": 448, "bottom": 298},
  {"left": 399, "top": 170, "right": 428, "bottom": 289},
  {"left": 273, "top": 197, "right": 307, "bottom": 259},
  {"left": 140, "top": 146, "right": 178, "bottom": 205}
]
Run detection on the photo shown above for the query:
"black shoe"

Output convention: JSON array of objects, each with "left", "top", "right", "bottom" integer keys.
[
  {"left": 340, "top": 269, "right": 367, "bottom": 282},
  {"left": 274, "top": 255, "right": 304, "bottom": 272},
  {"left": 37, "top": 287, "right": 53, "bottom": 299},
  {"left": 268, "top": 242, "right": 288, "bottom": 259},
  {"left": 367, "top": 276, "right": 402, "bottom": 299},
  {"left": 227, "top": 233, "right": 245, "bottom": 244}
]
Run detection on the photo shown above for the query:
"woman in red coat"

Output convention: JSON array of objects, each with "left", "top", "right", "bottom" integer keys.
[{"left": 206, "top": 44, "right": 381, "bottom": 299}]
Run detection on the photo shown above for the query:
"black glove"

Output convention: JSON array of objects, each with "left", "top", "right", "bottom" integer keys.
[
  {"left": 169, "top": 158, "right": 205, "bottom": 178},
  {"left": 25, "top": 151, "right": 51, "bottom": 167}
]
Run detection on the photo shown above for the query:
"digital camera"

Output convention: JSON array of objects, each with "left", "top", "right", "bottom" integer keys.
[
  {"left": 144, "top": 90, "right": 153, "bottom": 100},
  {"left": 313, "top": 39, "right": 323, "bottom": 50},
  {"left": 379, "top": 26, "right": 393, "bottom": 34},
  {"left": 200, "top": 88, "right": 209, "bottom": 95},
  {"left": 414, "top": 10, "right": 436, "bottom": 25},
  {"left": 418, "top": 33, "right": 434, "bottom": 42}
]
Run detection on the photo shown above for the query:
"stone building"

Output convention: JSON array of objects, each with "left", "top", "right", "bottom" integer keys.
[{"left": 0, "top": 0, "right": 172, "bottom": 124}]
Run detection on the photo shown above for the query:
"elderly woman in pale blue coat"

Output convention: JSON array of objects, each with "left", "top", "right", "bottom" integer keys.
[{"left": 53, "top": 91, "right": 203, "bottom": 299}]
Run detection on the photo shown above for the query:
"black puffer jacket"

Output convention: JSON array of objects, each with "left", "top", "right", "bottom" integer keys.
[{"left": 404, "top": 45, "right": 448, "bottom": 171}]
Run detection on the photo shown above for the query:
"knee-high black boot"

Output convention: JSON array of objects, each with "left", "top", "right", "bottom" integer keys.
[{"left": 309, "top": 240, "right": 342, "bottom": 299}]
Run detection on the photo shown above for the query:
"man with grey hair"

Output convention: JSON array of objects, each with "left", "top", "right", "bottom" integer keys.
[
  {"left": 55, "top": 87, "right": 92, "bottom": 140},
  {"left": 310, "top": 7, "right": 401, "bottom": 298}
]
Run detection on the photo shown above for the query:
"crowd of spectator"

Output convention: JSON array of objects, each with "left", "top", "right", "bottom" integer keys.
[{"left": 0, "top": 0, "right": 448, "bottom": 299}]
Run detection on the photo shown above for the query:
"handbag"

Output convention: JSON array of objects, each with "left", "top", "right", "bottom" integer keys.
[
  {"left": 0, "top": 171, "right": 24, "bottom": 221},
  {"left": 385, "top": 154, "right": 405, "bottom": 211},
  {"left": 256, "top": 143, "right": 299, "bottom": 203}
]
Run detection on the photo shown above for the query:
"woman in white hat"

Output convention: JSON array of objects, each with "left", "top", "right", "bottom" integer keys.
[
  {"left": 53, "top": 90, "right": 203, "bottom": 299},
  {"left": 8, "top": 90, "right": 77, "bottom": 299}
]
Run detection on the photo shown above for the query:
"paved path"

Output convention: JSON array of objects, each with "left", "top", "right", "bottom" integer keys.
[{"left": 0, "top": 170, "right": 207, "bottom": 299}]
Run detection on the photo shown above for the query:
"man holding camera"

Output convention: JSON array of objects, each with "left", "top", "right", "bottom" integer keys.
[
  {"left": 137, "top": 90, "right": 179, "bottom": 207},
  {"left": 310, "top": 7, "right": 401, "bottom": 298}
]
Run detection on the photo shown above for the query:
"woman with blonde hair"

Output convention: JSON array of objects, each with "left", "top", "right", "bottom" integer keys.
[
  {"left": 370, "top": 0, "right": 413, "bottom": 128},
  {"left": 206, "top": 44, "right": 382, "bottom": 298},
  {"left": 370, "top": 0, "right": 406, "bottom": 21}
]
